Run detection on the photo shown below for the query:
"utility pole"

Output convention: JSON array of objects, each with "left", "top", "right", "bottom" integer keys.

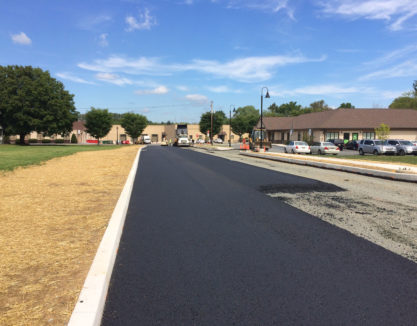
[{"left": 210, "top": 101, "right": 213, "bottom": 145}]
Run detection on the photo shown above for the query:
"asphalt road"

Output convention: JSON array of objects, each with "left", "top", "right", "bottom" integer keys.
[{"left": 102, "top": 146, "right": 417, "bottom": 325}]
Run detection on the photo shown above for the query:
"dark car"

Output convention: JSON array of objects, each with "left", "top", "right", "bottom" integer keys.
[
  {"left": 345, "top": 140, "right": 359, "bottom": 150},
  {"left": 328, "top": 139, "right": 344, "bottom": 151}
]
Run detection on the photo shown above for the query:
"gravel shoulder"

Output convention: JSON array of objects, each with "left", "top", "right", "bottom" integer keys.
[{"left": 191, "top": 148, "right": 417, "bottom": 263}]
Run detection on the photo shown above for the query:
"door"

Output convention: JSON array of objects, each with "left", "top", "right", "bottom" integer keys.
[{"left": 343, "top": 133, "right": 350, "bottom": 146}]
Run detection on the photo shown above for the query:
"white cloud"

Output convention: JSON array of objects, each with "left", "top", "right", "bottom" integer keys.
[
  {"left": 78, "top": 53, "right": 325, "bottom": 82},
  {"left": 272, "top": 84, "right": 359, "bottom": 96},
  {"left": 98, "top": 33, "right": 108, "bottom": 47},
  {"left": 11, "top": 32, "right": 31, "bottom": 45},
  {"left": 185, "top": 94, "right": 209, "bottom": 105},
  {"left": 363, "top": 44, "right": 417, "bottom": 67},
  {"left": 320, "top": 0, "right": 417, "bottom": 30},
  {"left": 207, "top": 85, "right": 241, "bottom": 93},
  {"left": 359, "top": 44, "right": 417, "bottom": 80},
  {"left": 360, "top": 60, "right": 417, "bottom": 80},
  {"left": 135, "top": 86, "right": 169, "bottom": 95},
  {"left": 187, "top": 55, "right": 326, "bottom": 82},
  {"left": 225, "top": 0, "right": 294, "bottom": 18},
  {"left": 56, "top": 72, "right": 95, "bottom": 85},
  {"left": 77, "top": 14, "right": 112, "bottom": 31},
  {"left": 78, "top": 56, "right": 168, "bottom": 76},
  {"left": 176, "top": 85, "right": 189, "bottom": 92},
  {"left": 126, "top": 9, "right": 156, "bottom": 31},
  {"left": 95, "top": 72, "right": 135, "bottom": 86}
]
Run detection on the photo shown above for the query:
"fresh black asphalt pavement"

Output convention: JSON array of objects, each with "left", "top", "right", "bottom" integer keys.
[{"left": 102, "top": 146, "right": 417, "bottom": 325}]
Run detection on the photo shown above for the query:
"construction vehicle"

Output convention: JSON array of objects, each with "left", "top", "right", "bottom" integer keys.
[
  {"left": 174, "top": 124, "right": 190, "bottom": 147},
  {"left": 249, "top": 129, "right": 272, "bottom": 151}
]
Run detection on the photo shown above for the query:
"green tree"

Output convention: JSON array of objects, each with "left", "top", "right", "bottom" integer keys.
[
  {"left": 71, "top": 133, "right": 78, "bottom": 144},
  {"left": 121, "top": 112, "right": 148, "bottom": 143},
  {"left": 389, "top": 80, "right": 417, "bottom": 109},
  {"left": 339, "top": 102, "right": 355, "bottom": 109},
  {"left": 0, "top": 65, "right": 78, "bottom": 144},
  {"left": 374, "top": 123, "right": 390, "bottom": 140},
  {"left": 266, "top": 101, "right": 303, "bottom": 117},
  {"left": 199, "top": 111, "right": 226, "bottom": 141},
  {"left": 84, "top": 107, "right": 113, "bottom": 145},
  {"left": 389, "top": 96, "right": 417, "bottom": 109},
  {"left": 309, "top": 100, "right": 330, "bottom": 112},
  {"left": 231, "top": 105, "right": 259, "bottom": 138}
]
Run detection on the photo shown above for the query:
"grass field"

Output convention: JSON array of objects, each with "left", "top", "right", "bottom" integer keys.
[
  {"left": 334, "top": 154, "right": 417, "bottom": 165},
  {"left": 0, "top": 144, "right": 121, "bottom": 171}
]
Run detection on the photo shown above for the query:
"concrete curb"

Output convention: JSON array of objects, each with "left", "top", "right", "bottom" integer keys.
[
  {"left": 68, "top": 146, "right": 143, "bottom": 326},
  {"left": 241, "top": 152, "right": 417, "bottom": 183}
]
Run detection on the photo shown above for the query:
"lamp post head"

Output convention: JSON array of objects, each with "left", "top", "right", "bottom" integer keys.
[{"left": 265, "top": 91, "right": 270, "bottom": 99}]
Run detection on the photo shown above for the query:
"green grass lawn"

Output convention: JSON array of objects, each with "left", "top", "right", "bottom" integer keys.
[
  {"left": 0, "top": 144, "right": 121, "bottom": 171},
  {"left": 334, "top": 154, "right": 417, "bottom": 165}
]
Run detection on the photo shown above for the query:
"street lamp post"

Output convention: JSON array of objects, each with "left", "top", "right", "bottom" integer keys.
[
  {"left": 210, "top": 101, "right": 213, "bottom": 145},
  {"left": 229, "top": 105, "right": 235, "bottom": 147},
  {"left": 116, "top": 126, "right": 119, "bottom": 145},
  {"left": 260, "top": 87, "right": 270, "bottom": 150}
]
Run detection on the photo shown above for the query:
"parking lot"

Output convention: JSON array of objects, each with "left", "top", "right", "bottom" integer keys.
[{"left": 269, "top": 144, "right": 360, "bottom": 156}]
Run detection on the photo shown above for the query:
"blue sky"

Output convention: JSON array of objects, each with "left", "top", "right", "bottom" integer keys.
[{"left": 1, "top": 0, "right": 417, "bottom": 122}]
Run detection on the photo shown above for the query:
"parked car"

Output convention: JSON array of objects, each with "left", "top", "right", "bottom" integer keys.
[
  {"left": 196, "top": 138, "right": 205, "bottom": 144},
  {"left": 358, "top": 139, "right": 396, "bottom": 155},
  {"left": 285, "top": 141, "right": 310, "bottom": 154},
  {"left": 310, "top": 142, "right": 340, "bottom": 155},
  {"left": 160, "top": 140, "right": 168, "bottom": 146},
  {"left": 140, "top": 135, "right": 151, "bottom": 144},
  {"left": 345, "top": 140, "right": 359, "bottom": 150},
  {"left": 214, "top": 138, "right": 223, "bottom": 144},
  {"left": 328, "top": 139, "right": 344, "bottom": 150},
  {"left": 386, "top": 139, "right": 417, "bottom": 156}
]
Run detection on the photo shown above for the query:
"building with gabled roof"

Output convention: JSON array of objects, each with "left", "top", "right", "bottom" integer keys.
[{"left": 257, "top": 109, "right": 417, "bottom": 144}]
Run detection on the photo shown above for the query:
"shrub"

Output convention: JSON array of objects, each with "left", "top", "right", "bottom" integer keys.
[
  {"left": 71, "top": 134, "right": 78, "bottom": 144},
  {"left": 54, "top": 139, "right": 65, "bottom": 143},
  {"left": 29, "top": 138, "right": 38, "bottom": 143},
  {"left": 41, "top": 139, "right": 52, "bottom": 143}
]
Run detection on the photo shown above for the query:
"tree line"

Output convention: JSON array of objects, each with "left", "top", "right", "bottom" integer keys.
[
  {"left": 0, "top": 65, "right": 148, "bottom": 144},
  {"left": 1, "top": 65, "right": 416, "bottom": 144}
]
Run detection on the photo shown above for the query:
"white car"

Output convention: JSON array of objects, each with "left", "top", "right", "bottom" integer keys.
[
  {"left": 141, "top": 135, "right": 151, "bottom": 144},
  {"left": 213, "top": 138, "right": 223, "bottom": 144},
  {"left": 285, "top": 141, "right": 310, "bottom": 154},
  {"left": 310, "top": 142, "right": 340, "bottom": 155},
  {"left": 196, "top": 138, "right": 205, "bottom": 144}
]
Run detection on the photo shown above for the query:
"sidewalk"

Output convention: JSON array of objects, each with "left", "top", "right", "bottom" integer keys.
[{"left": 240, "top": 151, "right": 417, "bottom": 182}]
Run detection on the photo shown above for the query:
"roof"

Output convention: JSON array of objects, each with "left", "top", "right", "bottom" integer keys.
[
  {"left": 258, "top": 109, "right": 417, "bottom": 130},
  {"left": 72, "top": 120, "right": 86, "bottom": 131}
]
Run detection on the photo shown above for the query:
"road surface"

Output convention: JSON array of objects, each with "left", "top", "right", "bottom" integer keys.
[{"left": 102, "top": 146, "right": 417, "bottom": 325}]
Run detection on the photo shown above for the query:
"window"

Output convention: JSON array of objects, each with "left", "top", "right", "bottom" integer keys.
[
  {"left": 363, "top": 132, "right": 375, "bottom": 139},
  {"left": 325, "top": 132, "right": 339, "bottom": 140},
  {"left": 364, "top": 140, "right": 372, "bottom": 145}
]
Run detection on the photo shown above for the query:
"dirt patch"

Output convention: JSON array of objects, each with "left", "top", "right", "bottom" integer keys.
[{"left": 0, "top": 146, "right": 140, "bottom": 326}]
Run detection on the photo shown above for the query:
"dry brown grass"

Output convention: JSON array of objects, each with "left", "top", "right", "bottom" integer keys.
[{"left": 0, "top": 145, "right": 140, "bottom": 326}]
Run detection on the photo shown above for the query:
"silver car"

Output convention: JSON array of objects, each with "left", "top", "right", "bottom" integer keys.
[
  {"left": 386, "top": 139, "right": 417, "bottom": 156},
  {"left": 310, "top": 142, "right": 340, "bottom": 155},
  {"left": 285, "top": 141, "right": 310, "bottom": 154},
  {"left": 358, "top": 139, "right": 396, "bottom": 155}
]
